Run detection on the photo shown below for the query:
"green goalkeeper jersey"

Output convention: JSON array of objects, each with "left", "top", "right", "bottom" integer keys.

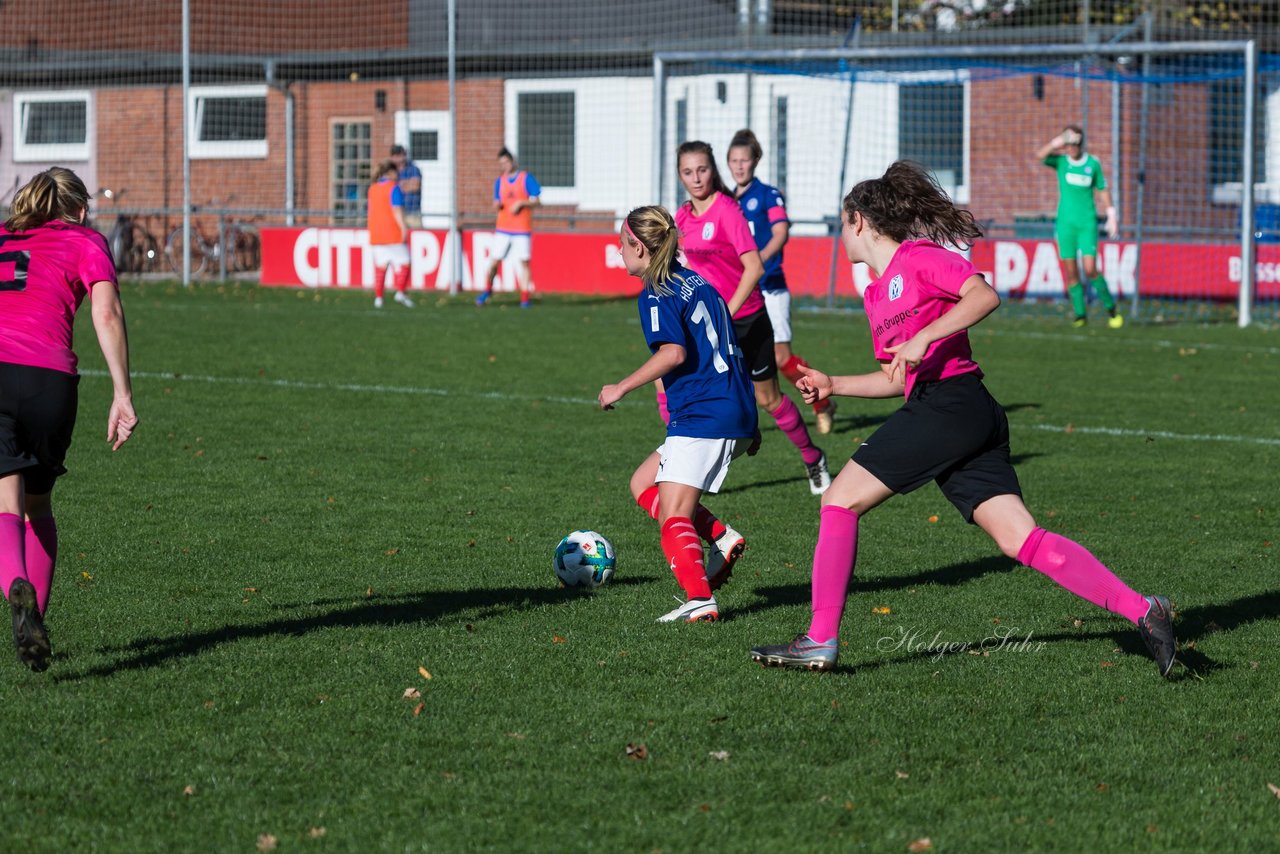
[{"left": 1044, "top": 153, "right": 1106, "bottom": 227}]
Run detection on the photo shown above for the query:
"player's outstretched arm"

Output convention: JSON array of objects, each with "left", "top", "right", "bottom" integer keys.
[
  {"left": 798, "top": 364, "right": 901, "bottom": 401},
  {"left": 599, "top": 343, "right": 686, "bottom": 410},
  {"left": 90, "top": 281, "right": 138, "bottom": 450}
]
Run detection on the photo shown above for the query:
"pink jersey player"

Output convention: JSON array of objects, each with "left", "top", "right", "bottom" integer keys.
[
  {"left": 0, "top": 167, "right": 137, "bottom": 673},
  {"left": 749, "top": 160, "right": 1176, "bottom": 679},
  {"left": 667, "top": 140, "right": 832, "bottom": 497},
  {"left": 675, "top": 192, "right": 763, "bottom": 319}
]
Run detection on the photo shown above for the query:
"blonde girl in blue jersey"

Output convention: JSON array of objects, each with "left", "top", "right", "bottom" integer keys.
[{"left": 599, "top": 205, "right": 759, "bottom": 624}]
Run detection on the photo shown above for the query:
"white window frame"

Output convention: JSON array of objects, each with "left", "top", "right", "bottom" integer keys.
[
  {"left": 187, "top": 85, "right": 268, "bottom": 160},
  {"left": 13, "top": 91, "right": 91, "bottom": 162},
  {"left": 505, "top": 80, "right": 578, "bottom": 206},
  {"left": 1211, "top": 84, "right": 1280, "bottom": 205}
]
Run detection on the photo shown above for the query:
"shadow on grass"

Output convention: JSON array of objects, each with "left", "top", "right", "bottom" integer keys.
[
  {"left": 62, "top": 577, "right": 656, "bottom": 681},
  {"left": 729, "top": 555, "right": 1016, "bottom": 620}
]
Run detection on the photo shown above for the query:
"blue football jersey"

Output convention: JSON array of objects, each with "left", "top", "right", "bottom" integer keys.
[
  {"left": 735, "top": 178, "right": 788, "bottom": 291},
  {"left": 638, "top": 267, "right": 757, "bottom": 439}
]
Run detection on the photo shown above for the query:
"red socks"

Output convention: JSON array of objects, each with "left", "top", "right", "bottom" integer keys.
[
  {"left": 661, "top": 517, "right": 710, "bottom": 599},
  {"left": 374, "top": 266, "right": 387, "bottom": 299},
  {"left": 393, "top": 266, "right": 410, "bottom": 294},
  {"left": 636, "top": 486, "right": 726, "bottom": 543}
]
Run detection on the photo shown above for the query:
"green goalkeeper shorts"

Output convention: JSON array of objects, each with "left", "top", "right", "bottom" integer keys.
[{"left": 1055, "top": 219, "right": 1099, "bottom": 260}]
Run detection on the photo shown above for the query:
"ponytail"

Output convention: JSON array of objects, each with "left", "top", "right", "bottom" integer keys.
[
  {"left": 624, "top": 205, "right": 683, "bottom": 296},
  {"left": 842, "top": 160, "right": 982, "bottom": 249},
  {"left": 5, "top": 167, "right": 91, "bottom": 232}
]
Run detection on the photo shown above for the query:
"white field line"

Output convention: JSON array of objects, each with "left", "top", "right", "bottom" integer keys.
[{"left": 81, "top": 368, "right": 1280, "bottom": 447}]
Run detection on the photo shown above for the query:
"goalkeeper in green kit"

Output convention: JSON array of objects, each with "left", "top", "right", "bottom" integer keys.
[{"left": 1036, "top": 125, "right": 1123, "bottom": 328}]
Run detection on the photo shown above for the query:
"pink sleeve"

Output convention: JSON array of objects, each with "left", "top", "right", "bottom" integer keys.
[
  {"left": 721, "top": 201, "right": 757, "bottom": 256},
  {"left": 918, "top": 246, "right": 978, "bottom": 297},
  {"left": 766, "top": 204, "right": 788, "bottom": 225},
  {"left": 78, "top": 233, "right": 118, "bottom": 290}
]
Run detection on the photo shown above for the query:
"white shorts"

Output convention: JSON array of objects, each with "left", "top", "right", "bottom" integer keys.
[
  {"left": 371, "top": 244, "right": 410, "bottom": 268},
  {"left": 655, "top": 436, "right": 748, "bottom": 494},
  {"left": 491, "top": 232, "right": 532, "bottom": 262},
  {"left": 762, "top": 289, "right": 792, "bottom": 344}
]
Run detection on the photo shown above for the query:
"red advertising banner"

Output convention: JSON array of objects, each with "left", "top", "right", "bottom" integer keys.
[{"left": 260, "top": 228, "right": 1280, "bottom": 301}]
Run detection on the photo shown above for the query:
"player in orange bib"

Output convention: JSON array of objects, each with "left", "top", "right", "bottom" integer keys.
[
  {"left": 476, "top": 148, "right": 541, "bottom": 308},
  {"left": 367, "top": 160, "right": 413, "bottom": 309}
]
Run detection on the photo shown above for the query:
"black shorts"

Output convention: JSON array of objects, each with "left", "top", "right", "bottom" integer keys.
[
  {"left": 0, "top": 362, "right": 80, "bottom": 495},
  {"left": 852, "top": 372, "right": 1020, "bottom": 523},
  {"left": 732, "top": 308, "right": 777, "bottom": 383}
]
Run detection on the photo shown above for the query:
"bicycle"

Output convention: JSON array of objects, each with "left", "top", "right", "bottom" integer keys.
[
  {"left": 97, "top": 188, "right": 163, "bottom": 275},
  {"left": 165, "top": 200, "right": 260, "bottom": 277}
]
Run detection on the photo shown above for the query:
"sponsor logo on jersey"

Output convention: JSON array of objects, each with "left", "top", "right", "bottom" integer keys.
[
  {"left": 746, "top": 198, "right": 759, "bottom": 211},
  {"left": 650, "top": 306, "right": 660, "bottom": 332},
  {"left": 888, "top": 274, "right": 904, "bottom": 301},
  {"left": 702, "top": 222, "right": 715, "bottom": 241}
]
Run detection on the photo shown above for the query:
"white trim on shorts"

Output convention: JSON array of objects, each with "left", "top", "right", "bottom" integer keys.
[
  {"left": 762, "top": 289, "right": 792, "bottom": 344},
  {"left": 491, "top": 232, "right": 532, "bottom": 262},
  {"left": 654, "top": 436, "right": 747, "bottom": 494},
  {"left": 371, "top": 244, "right": 410, "bottom": 268}
]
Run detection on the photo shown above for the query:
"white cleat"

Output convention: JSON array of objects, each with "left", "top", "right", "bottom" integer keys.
[
  {"left": 373, "top": 297, "right": 384, "bottom": 309},
  {"left": 394, "top": 291, "right": 415, "bottom": 308},
  {"left": 656, "top": 596, "right": 719, "bottom": 623},
  {"left": 805, "top": 452, "right": 832, "bottom": 495},
  {"left": 706, "top": 527, "right": 745, "bottom": 591}
]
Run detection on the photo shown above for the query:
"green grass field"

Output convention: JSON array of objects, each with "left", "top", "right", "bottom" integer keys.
[{"left": 4, "top": 283, "right": 1278, "bottom": 852}]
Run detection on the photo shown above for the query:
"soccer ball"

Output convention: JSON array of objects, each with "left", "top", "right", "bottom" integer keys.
[{"left": 554, "top": 530, "right": 616, "bottom": 588}]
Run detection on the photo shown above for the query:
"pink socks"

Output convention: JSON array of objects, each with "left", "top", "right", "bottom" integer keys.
[
  {"left": 0, "top": 513, "right": 25, "bottom": 599},
  {"left": 806, "top": 506, "right": 859, "bottom": 643},
  {"left": 1017, "top": 527, "right": 1148, "bottom": 624},
  {"left": 769, "top": 395, "right": 822, "bottom": 466},
  {"left": 26, "top": 517, "right": 57, "bottom": 614}
]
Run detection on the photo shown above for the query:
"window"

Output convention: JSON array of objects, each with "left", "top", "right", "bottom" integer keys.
[
  {"left": 14, "top": 92, "right": 90, "bottom": 162},
  {"left": 1209, "top": 78, "right": 1266, "bottom": 190},
  {"left": 409, "top": 130, "right": 439, "bottom": 162},
  {"left": 331, "top": 120, "right": 372, "bottom": 223},
  {"left": 517, "top": 92, "right": 575, "bottom": 188},
  {"left": 899, "top": 82, "right": 966, "bottom": 200},
  {"left": 188, "top": 85, "right": 268, "bottom": 159}
]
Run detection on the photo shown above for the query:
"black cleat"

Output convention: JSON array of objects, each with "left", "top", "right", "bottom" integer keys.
[
  {"left": 9, "top": 578, "right": 50, "bottom": 673},
  {"left": 1137, "top": 595, "right": 1176, "bottom": 678}
]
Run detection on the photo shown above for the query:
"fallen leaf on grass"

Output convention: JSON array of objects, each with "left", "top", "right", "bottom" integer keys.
[
  {"left": 182, "top": 785, "right": 195, "bottom": 796},
  {"left": 625, "top": 743, "right": 649, "bottom": 761},
  {"left": 403, "top": 688, "right": 421, "bottom": 699},
  {"left": 895, "top": 770, "right": 909, "bottom": 780},
  {"left": 1267, "top": 782, "right": 1280, "bottom": 799},
  {"left": 418, "top": 666, "right": 433, "bottom": 680},
  {"left": 927, "top": 515, "right": 939, "bottom": 524},
  {"left": 308, "top": 827, "right": 327, "bottom": 839},
  {"left": 413, "top": 702, "right": 425, "bottom": 717},
  {"left": 80, "top": 571, "right": 92, "bottom": 580},
  {"left": 1095, "top": 783, "right": 1109, "bottom": 793},
  {"left": 1100, "top": 661, "right": 1114, "bottom": 668},
  {"left": 385, "top": 548, "right": 400, "bottom": 556},
  {"left": 506, "top": 732, "right": 526, "bottom": 740},
  {"left": 552, "top": 635, "right": 567, "bottom": 644},
  {"left": 907, "top": 838, "right": 932, "bottom": 851},
  {"left": 243, "top": 587, "right": 259, "bottom": 593},
  {"left": 708, "top": 751, "right": 730, "bottom": 761},
  {"left": 699, "top": 804, "right": 711, "bottom": 812},
  {"left": 872, "top": 607, "right": 891, "bottom": 615},
  {"left": 256, "top": 834, "right": 278, "bottom": 852}
]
